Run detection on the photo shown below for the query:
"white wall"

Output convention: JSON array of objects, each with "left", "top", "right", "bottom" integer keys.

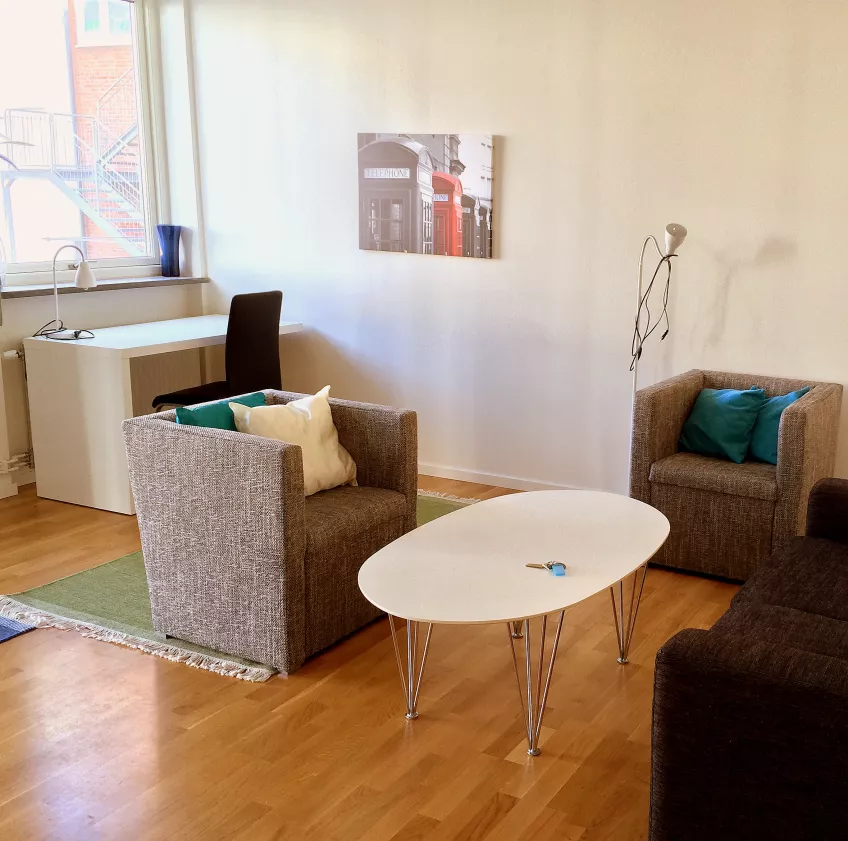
[{"left": 187, "top": 0, "right": 848, "bottom": 492}]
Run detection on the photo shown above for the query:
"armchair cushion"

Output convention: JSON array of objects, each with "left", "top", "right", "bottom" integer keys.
[
  {"left": 679, "top": 387, "right": 766, "bottom": 463},
  {"left": 712, "top": 600, "right": 848, "bottom": 663},
  {"left": 650, "top": 452, "right": 777, "bottom": 501},
  {"left": 737, "top": 536, "right": 848, "bottom": 622},
  {"left": 304, "top": 485, "right": 407, "bottom": 552}
]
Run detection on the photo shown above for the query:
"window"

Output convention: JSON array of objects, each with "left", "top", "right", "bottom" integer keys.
[
  {"left": 83, "top": 0, "right": 100, "bottom": 33},
  {"left": 108, "top": 0, "right": 131, "bottom": 36},
  {"left": 366, "top": 198, "right": 405, "bottom": 252},
  {"left": 76, "top": 0, "right": 132, "bottom": 46},
  {"left": 422, "top": 200, "right": 433, "bottom": 255},
  {"left": 0, "top": 0, "right": 157, "bottom": 280}
]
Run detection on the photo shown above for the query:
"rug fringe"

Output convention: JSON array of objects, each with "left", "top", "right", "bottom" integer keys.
[
  {"left": 0, "top": 596, "right": 274, "bottom": 683},
  {"left": 417, "top": 489, "right": 479, "bottom": 504}
]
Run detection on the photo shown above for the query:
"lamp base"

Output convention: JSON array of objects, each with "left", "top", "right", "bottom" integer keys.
[{"left": 42, "top": 327, "right": 94, "bottom": 341}]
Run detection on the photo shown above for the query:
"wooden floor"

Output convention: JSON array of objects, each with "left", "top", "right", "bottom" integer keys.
[{"left": 0, "top": 479, "right": 738, "bottom": 841}]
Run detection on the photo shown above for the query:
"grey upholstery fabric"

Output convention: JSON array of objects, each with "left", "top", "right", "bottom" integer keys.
[
  {"left": 631, "top": 369, "right": 842, "bottom": 580},
  {"left": 303, "top": 485, "right": 406, "bottom": 657},
  {"left": 122, "top": 390, "right": 417, "bottom": 673}
]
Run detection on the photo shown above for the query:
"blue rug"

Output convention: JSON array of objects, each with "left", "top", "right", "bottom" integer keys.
[{"left": 0, "top": 616, "right": 34, "bottom": 643}]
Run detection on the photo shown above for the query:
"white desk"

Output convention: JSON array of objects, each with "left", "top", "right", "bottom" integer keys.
[{"left": 23, "top": 315, "right": 304, "bottom": 515}]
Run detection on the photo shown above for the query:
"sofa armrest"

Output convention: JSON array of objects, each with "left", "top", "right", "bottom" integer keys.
[
  {"left": 774, "top": 383, "right": 843, "bottom": 545},
  {"left": 630, "top": 370, "right": 704, "bottom": 502},
  {"left": 805, "top": 478, "right": 848, "bottom": 544},
  {"left": 122, "top": 415, "right": 308, "bottom": 671},
  {"left": 265, "top": 390, "right": 418, "bottom": 532},
  {"left": 651, "top": 628, "right": 848, "bottom": 841}
]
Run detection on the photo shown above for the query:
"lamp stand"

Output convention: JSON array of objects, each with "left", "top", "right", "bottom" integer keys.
[{"left": 627, "top": 223, "right": 687, "bottom": 492}]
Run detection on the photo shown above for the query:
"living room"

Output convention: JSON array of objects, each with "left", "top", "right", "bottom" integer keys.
[{"left": 1, "top": 1, "right": 846, "bottom": 839}]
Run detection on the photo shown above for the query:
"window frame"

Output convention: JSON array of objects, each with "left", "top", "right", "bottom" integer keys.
[{"left": 2, "top": 0, "right": 164, "bottom": 286}]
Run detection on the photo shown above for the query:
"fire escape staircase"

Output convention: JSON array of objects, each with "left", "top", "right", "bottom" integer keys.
[{"left": 0, "top": 71, "right": 147, "bottom": 259}]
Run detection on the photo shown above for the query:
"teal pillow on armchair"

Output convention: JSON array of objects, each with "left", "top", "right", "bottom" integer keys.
[
  {"left": 679, "top": 387, "right": 767, "bottom": 463},
  {"left": 749, "top": 387, "right": 811, "bottom": 465},
  {"left": 175, "top": 391, "right": 266, "bottom": 431}
]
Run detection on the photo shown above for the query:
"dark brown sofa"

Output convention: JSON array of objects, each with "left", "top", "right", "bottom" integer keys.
[{"left": 650, "top": 478, "right": 848, "bottom": 841}]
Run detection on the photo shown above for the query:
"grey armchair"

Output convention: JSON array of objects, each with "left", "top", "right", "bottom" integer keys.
[
  {"left": 123, "top": 390, "right": 417, "bottom": 673},
  {"left": 630, "top": 370, "right": 842, "bottom": 580}
]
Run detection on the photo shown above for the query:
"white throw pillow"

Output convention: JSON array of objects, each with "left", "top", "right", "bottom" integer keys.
[{"left": 230, "top": 386, "right": 357, "bottom": 496}]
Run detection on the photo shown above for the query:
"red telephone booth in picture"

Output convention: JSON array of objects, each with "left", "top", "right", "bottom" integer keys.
[{"left": 432, "top": 173, "right": 463, "bottom": 257}]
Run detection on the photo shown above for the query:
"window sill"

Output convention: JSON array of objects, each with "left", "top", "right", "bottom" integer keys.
[{"left": 1, "top": 276, "right": 209, "bottom": 300}]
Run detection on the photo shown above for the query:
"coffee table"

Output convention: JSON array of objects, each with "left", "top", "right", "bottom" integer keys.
[{"left": 358, "top": 490, "right": 670, "bottom": 755}]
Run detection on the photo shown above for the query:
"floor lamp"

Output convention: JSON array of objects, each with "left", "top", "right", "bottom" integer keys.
[{"left": 627, "top": 223, "right": 688, "bottom": 489}]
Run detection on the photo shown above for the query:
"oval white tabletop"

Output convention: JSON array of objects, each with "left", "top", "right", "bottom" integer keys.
[{"left": 358, "top": 490, "right": 670, "bottom": 625}]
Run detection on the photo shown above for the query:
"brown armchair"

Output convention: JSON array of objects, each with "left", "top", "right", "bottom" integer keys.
[{"left": 630, "top": 370, "right": 842, "bottom": 580}]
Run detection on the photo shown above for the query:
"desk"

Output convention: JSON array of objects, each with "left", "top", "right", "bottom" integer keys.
[{"left": 23, "top": 315, "right": 304, "bottom": 515}]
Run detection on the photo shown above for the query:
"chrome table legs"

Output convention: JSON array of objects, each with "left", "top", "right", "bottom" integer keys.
[
  {"left": 387, "top": 562, "right": 647, "bottom": 753},
  {"left": 387, "top": 615, "right": 433, "bottom": 720},
  {"left": 506, "top": 611, "right": 565, "bottom": 756},
  {"left": 610, "top": 563, "right": 648, "bottom": 665}
]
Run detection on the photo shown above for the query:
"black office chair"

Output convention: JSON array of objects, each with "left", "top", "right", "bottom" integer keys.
[{"left": 152, "top": 291, "right": 283, "bottom": 410}]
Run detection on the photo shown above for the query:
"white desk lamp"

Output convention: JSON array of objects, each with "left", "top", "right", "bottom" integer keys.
[
  {"left": 34, "top": 244, "right": 97, "bottom": 340},
  {"left": 627, "top": 222, "right": 688, "bottom": 484}
]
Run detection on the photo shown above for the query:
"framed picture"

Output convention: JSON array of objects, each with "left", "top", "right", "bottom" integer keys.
[{"left": 357, "top": 134, "right": 493, "bottom": 258}]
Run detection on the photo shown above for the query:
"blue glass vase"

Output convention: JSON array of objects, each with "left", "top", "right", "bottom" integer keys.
[{"left": 157, "top": 224, "right": 182, "bottom": 277}]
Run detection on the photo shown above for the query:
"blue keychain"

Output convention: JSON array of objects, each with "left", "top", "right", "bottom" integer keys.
[{"left": 525, "top": 562, "right": 567, "bottom": 576}]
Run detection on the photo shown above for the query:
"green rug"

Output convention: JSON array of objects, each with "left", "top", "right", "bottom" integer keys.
[{"left": 0, "top": 491, "right": 471, "bottom": 682}]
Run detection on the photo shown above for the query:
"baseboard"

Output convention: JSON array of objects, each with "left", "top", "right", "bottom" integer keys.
[
  {"left": 418, "top": 462, "right": 573, "bottom": 492},
  {"left": 0, "top": 476, "right": 16, "bottom": 499}
]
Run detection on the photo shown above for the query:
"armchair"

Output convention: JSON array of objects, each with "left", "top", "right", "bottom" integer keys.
[
  {"left": 122, "top": 390, "right": 417, "bottom": 673},
  {"left": 630, "top": 369, "right": 842, "bottom": 579}
]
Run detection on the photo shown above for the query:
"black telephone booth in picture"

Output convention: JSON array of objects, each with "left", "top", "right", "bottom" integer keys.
[
  {"left": 478, "top": 205, "right": 492, "bottom": 259},
  {"left": 358, "top": 137, "right": 435, "bottom": 254},
  {"left": 461, "top": 193, "right": 481, "bottom": 257}
]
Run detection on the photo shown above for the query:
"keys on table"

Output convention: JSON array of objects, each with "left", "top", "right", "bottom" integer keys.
[{"left": 525, "top": 562, "right": 567, "bottom": 576}]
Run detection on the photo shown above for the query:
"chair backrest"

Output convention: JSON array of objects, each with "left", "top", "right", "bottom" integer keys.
[
  {"left": 702, "top": 370, "right": 832, "bottom": 399},
  {"left": 225, "top": 291, "right": 283, "bottom": 393}
]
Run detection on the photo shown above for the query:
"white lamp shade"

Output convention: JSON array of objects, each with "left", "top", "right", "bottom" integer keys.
[
  {"left": 664, "top": 223, "right": 688, "bottom": 256},
  {"left": 74, "top": 260, "right": 97, "bottom": 289}
]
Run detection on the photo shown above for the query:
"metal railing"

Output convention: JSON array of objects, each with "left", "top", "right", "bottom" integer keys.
[{"left": 3, "top": 107, "right": 146, "bottom": 249}]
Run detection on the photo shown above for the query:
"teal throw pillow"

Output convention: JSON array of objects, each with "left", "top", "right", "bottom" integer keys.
[
  {"left": 175, "top": 391, "right": 266, "bottom": 431},
  {"left": 679, "top": 387, "right": 767, "bottom": 464},
  {"left": 749, "top": 387, "right": 811, "bottom": 465}
]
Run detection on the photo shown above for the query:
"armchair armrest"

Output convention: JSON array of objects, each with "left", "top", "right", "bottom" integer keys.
[
  {"left": 630, "top": 369, "right": 704, "bottom": 502},
  {"left": 651, "top": 628, "right": 848, "bottom": 841},
  {"left": 806, "top": 478, "right": 848, "bottom": 544},
  {"left": 774, "top": 383, "right": 843, "bottom": 544},
  {"left": 122, "top": 414, "right": 308, "bottom": 671},
  {"left": 265, "top": 390, "right": 418, "bottom": 532}
]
